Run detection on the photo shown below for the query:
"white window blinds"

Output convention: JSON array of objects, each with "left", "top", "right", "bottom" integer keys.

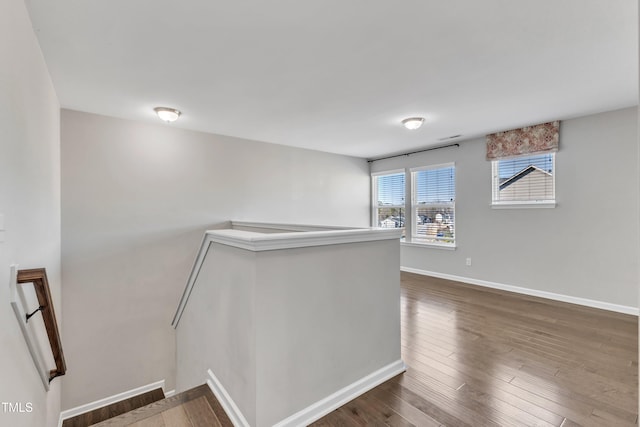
[
  {"left": 376, "top": 173, "right": 405, "bottom": 207},
  {"left": 414, "top": 166, "right": 455, "bottom": 205},
  {"left": 492, "top": 153, "right": 555, "bottom": 204},
  {"left": 412, "top": 164, "right": 455, "bottom": 245},
  {"left": 373, "top": 172, "right": 405, "bottom": 229}
]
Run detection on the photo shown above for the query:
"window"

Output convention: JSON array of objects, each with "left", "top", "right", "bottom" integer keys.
[
  {"left": 372, "top": 171, "right": 405, "bottom": 232},
  {"left": 411, "top": 164, "right": 455, "bottom": 246},
  {"left": 492, "top": 153, "right": 555, "bottom": 206}
]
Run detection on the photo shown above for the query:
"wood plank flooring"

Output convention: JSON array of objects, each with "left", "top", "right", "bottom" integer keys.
[
  {"left": 72, "top": 272, "right": 637, "bottom": 426},
  {"left": 62, "top": 388, "right": 165, "bottom": 427},
  {"left": 313, "top": 272, "right": 638, "bottom": 426},
  {"left": 92, "top": 385, "right": 233, "bottom": 426}
]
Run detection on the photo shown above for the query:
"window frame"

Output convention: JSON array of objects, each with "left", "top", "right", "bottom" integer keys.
[
  {"left": 409, "top": 162, "right": 456, "bottom": 248},
  {"left": 491, "top": 153, "right": 556, "bottom": 209},
  {"left": 371, "top": 169, "right": 406, "bottom": 233}
]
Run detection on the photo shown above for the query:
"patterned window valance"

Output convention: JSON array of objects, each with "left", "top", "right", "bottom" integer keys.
[{"left": 486, "top": 121, "right": 560, "bottom": 160}]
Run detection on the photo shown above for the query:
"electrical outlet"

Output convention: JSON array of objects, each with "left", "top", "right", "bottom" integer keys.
[{"left": 466, "top": 257, "right": 472, "bottom": 266}]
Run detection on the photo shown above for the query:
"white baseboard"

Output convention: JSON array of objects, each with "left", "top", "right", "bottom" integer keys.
[
  {"left": 207, "top": 369, "right": 251, "bottom": 427},
  {"left": 206, "top": 360, "right": 406, "bottom": 427},
  {"left": 401, "top": 266, "right": 639, "bottom": 316},
  {"left": 58, "top": 379, "right": 166, "bottom": 427},
  {"left": 164, "top": 389, "right": 176, "bottom": 398},
  {"left": 273, "top": 359, "right": 406, "bottom": 427}
]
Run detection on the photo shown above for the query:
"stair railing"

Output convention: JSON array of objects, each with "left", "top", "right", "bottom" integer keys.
[{"left": 10, "top": 266, "right": 66, "bottom": 390}]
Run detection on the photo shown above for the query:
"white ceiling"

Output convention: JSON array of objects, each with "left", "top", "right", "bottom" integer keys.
[{"left": 26, "top": 0, "right": 638, "bottom": 159}]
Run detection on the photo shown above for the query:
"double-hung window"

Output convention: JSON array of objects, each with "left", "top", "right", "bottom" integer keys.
[
  {"left": 491, "top": 153, "right": 555, "bottom": 207},
  {"left": 411, "top": 164, "right": 455, "bottom": 246},
  {"left": 372, "top": 171, "right": 405, "bottom": 232}
]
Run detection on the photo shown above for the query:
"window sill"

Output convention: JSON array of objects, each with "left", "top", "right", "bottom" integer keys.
[
  {"left": 491, "top": 201, "right": 556, "bottom": 209},
  {"left": 401, "top": 240, "right": 456, "bottom": 250}
]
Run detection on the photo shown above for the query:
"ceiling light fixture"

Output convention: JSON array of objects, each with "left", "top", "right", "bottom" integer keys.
[
  {"left": 154, "top": 107, "right": 181, "bottom": 123},
  {"left": 401, "top": 117, "right": 425, "bottom": 130}
]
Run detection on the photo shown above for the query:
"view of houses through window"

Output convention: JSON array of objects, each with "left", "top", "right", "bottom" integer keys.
[
  {"left": 412, "top": 164, "right": 455, "bottom": 245},
  {"left": 373, "top": 171, "right": 405, "bottom": 233},
  {"left": 373, "top": 164, "right": 456, "bottom": 246},
  {"left": 492, "top": 153, "right": 555, "bottom": 204},
  {"left": 373, "top": 152, "right": 555, "bottom": 245}
]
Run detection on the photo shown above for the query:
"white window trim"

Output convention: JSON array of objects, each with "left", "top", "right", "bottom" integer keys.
[
  {"left": 491, "top": 201, "right": 557, "bottom": 209},
  {"left": 491, "top": 153, "right": 556, "bottom": 209},
  {"left": 402, "top": 240, "right": 457, "bottom": 250},
  {"left": 410, "top": 162, "right": 455, "bottom": 173},
  {"left": 371, "top": 168, "right": 406, "bottom": 177},
  {"left": 409, "top": 162, "right": 456, "bottom": 248},
  {"left": 371, "top": 169, "right": 406, "bottom": 228}
]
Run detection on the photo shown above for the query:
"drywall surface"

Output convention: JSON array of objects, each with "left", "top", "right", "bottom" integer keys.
[
  {"left": 176, "top": 237, "right": 400, "bottom": 427},
  {"left": 254, "top": 239, "right": 401, "bottom": 426},
  {"left": 371, "top": 107, "right": 639, "bottom": 308},
  {"left": 0, "top": 0, "right": 62, "bottom": 425},
  {"left": 60, "top": 110, "right": 370, "bottom": 409},
  {"left": 176, "top": 242, "right": 257, "bottom": 424}
]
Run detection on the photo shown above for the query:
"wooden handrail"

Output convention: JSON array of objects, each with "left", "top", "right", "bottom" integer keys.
[{"left": 17, "top": 268, "right": 66, "bottom": 382}]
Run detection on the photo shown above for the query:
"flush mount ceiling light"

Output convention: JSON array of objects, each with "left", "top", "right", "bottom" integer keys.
[
  {"left": 154, "top": 107, "right": 181, "bottom": 123},
  {"left": 401, "top": 117, "right": 425, "bottom": 130}
]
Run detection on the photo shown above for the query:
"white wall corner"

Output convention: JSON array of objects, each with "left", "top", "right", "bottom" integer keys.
[
  {"left": 401, "top": 266, "right": 639, "bottom": 316},
  {"left": 57, "top": 379, "right": 166, "bottom": 427},
  {"left": 206, "top": 369, "right": 251, "bottom": 427},
  {"left": 206, "top": 360, "right": 406, "bottom": 427}
]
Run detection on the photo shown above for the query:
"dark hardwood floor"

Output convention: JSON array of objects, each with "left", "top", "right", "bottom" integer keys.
[
  {"left": 313, "top": 272, "right": 638, "bottom": 427},
  {"left": 75, "top": 272, "right": 637, "bottom": 426}
]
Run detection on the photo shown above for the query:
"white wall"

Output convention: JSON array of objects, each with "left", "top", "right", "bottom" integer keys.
[
  {"left": 254, "top": 240, "right": 401, "bottom": 426},
  {"left": 60, "top": 110, "right": 370, "bottom": 409},
  {"left": 176, "top": 236, "right": 401, "bottom": 426},
  {"left": 176, "top": 243, "right": 258, "bottom": 424},
  {"left": 372, "top": 107, "right": 639, "bottom": 309},
  {"left": 0, "top": 0, "right": 62, "bottom": 425}
]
